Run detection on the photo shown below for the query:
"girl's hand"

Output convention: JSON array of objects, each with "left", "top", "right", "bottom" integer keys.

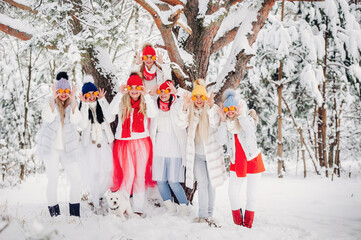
[
  {"left": 70, "top": 85, "right": 77, "bottom": 101},
  {"left": 78, "top": 92, "right": 87, "bottom": 102},
  {"left": 217, "top": 103, "right": 226, "bottom": 122},
  {"left": 98, "top": 88, "right": 106, "bottom": 99},
  {"left": 206, "top": 91, "right": 214, "bottom": 108},
  {"left": 51, "top": 83, "right": 59, "bottom": 100},
  {"left": 235, "top": 101, "right": 242, "bottom": 116},
  {"left": 167, "top": 81, "right": 178, "bottom": 95},
  {"left": 70, "top": 84, "right": 78, "bottom": 113},
  {"left": 182, "top": 92, "right": 191, "bottom": 111},
  {"left": 157, "top": 50, "right": 164, "bottom": 64},
  {"left": 149, "top": 84, "right": 159, "bottom": 96},
  {"left": 135, "top": 50, "right": 142, "bottom": 65},
  {"left": 50, "top": 83, "right": 59, "bottom": 112},
  {"left": 119, "top": 84, "right": 128, "bottom": 94}
]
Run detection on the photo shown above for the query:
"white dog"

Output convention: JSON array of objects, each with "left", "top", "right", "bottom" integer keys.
[{"left": 105, "top": 190, "right": 135, "bottom": 220}]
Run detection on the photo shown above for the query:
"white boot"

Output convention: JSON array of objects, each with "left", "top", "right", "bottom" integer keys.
[
  {"left": 163, "top": 200, "right": 177, "bottom": 214},
  {"left": 176, "top": 203, "right": 190, "bottom": 216}
]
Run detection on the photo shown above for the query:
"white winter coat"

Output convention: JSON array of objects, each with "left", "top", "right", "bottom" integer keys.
[
  {"left": 149, "top": 98, "right": 187, "bottom": 165},
  {"left": 175, "top": 104, "right": 226, "bottom": 189},
  {"left": 79, "top": 98, "right": 115, "bottom": 146},
  {"left": 108, "top": 92, "right": 158, "bottom": 140},
  {"left": 225, "top": 101, "right": 261, "bottom": 164}
]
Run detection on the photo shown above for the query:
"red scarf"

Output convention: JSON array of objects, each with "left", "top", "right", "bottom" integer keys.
[
  {"left": 159, "top": 96, "right": 175, "bottom": 112},
  {"left": 143, "top": 66, "right": 156, "bottom": 81},
  {"left": 121, "top": 98, "right": 145, "bottom": 138}
]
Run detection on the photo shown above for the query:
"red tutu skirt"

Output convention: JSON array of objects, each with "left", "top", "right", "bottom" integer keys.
[
  {"left": 111, "top": 137, "right": 156, "bottom": 193},
  {"left": 229, "top": 134, "right": 265, "bottom": 178}
]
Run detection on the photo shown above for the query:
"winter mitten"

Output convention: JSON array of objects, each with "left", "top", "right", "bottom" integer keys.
[
  {"left": 232, "top": 208, "right": 243, "bottom": 226},
  {"left": 243, "top": 210, "right": 255, "bottom": 228},
  {"left": 69, "top": 203, "right": 80, "bottom": 217}
]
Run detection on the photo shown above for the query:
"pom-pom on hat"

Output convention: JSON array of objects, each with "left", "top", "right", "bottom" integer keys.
[
  {"left": 223, "top": 89, "right": 238, "bottom": 108},
  {"left": 82, "top": 75, "right": 98, "bottom": 94},
  {"left": 143, "top": 46, "right": 156, "bottom": 56},
  {"left": 56, "top": 71, "right": 68, "bottom": 81},
  {"left": 127, "top": 73, "right": 143, "bottom": 86},
  {"left": 56, "top": 71, "right": 71, "bottom": 90},
  {"left": 191, "top": 79, "right": 208, "bottom": 98}
]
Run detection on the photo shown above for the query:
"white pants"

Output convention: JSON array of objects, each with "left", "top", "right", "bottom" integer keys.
[
  {"left": 80, "top": 138, "right": 113, "bottom": 207},
  {"left": 44, "top": 149, "right": 81, "bottom": 206},
  {"left": 228, "top": 171, "right": 261, "bottom": 211}
]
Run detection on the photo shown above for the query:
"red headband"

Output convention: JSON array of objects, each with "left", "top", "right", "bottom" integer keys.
[
  {"left": 143, "top": 46, "right": 156, "bottom": 56},
  {"left": 127, "top": 74, "right": 143, "bottom": 86}
]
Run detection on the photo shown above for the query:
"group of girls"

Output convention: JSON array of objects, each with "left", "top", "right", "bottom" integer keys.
[{"left": 36, "top": 43, "right": 265, "bottom": 228}]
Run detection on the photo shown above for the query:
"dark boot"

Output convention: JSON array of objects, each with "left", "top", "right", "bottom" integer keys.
[
  {"left": 231, "top": 209, "right": 243, "bottom": 226},
  {"left": 48, "top": 204, "right": 61, "bottom": 217},
  {"left": 243, "top": 210, "right": 255, "bottom": 228},
  {"left": 69, "top": 203, "right": 80, "bottom": 217}
]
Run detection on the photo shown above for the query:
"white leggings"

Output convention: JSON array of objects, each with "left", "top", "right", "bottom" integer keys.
[
  {"left": 44, "top": 149, "right": 81, "bottom": 206},
  {"left": 228, "top": 171, "right": 262, "bottom": 211}
]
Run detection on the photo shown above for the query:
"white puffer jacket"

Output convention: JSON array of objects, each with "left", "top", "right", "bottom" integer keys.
[
  {"left": 79, "top": 97, "right": 115, "bottom": 146},
  {"left": 225, "top": 100, "right": 260, "bottom": 163},
  {"left": 175, "top": 104, "right": 226, "bottom": 189}
]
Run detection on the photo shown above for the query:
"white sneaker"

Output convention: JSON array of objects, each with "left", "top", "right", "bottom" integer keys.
[{"left": 163, "top": 200, "right": 177, "bottom": 214}]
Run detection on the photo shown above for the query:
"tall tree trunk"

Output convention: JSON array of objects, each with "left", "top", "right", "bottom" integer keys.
[
  {"left": 277, "top": 83, "right": 284, "bottom": 178},
  {"left": 318, "top": 17, "right": 328, "bottom": 177}
]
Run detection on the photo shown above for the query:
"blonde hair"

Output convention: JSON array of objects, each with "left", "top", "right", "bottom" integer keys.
[
  {"left": 56, "top": 98, "right": 70, "bottom": 125},
  {"left": 120, "top": 93, "right": 147, "bottom": 124},
  {"left": 188, "top": 101, "right": 210, "bottom": 144}
]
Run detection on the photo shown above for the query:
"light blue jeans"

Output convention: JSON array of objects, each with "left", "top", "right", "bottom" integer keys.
[
  {"left": 157, "top": 181, "right": 188, "bottom": 205},
  {"left": 194, "top": 154, "right": 215, "bottom": 218}
]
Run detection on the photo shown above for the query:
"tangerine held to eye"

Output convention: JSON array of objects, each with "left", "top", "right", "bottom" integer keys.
[
  {"left": 94, "top": 91, "right": 99, "bottom": 96},
  {"left": 85, "top": 93, "right": 90, "bottom": 98},
  {"left": 157, "top": 89, "right": 161, "bottom": 94},
  {"left": 65, "top": 89, "right": 70, "bottom": 94},
  {"left": 136, "top": 86, "right": 142, "bottom": 91},
  {"left": 224, "top": 107, "right": 229, "bottom": 112},
  {"left": 58, "top": 89, "right": 64, "bottom": 94},
  {"left": 126, "top": 86, "right": 131, "bottom": 91}
]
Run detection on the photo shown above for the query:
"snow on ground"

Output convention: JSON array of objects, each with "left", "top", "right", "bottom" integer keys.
[{"left": 0, "top": 173, "right": 361, "bottom": 240}]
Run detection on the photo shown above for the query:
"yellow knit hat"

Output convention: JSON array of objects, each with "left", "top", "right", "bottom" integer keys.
[{"left": 191, "top": 79, "right": 208, "bottom": 98}]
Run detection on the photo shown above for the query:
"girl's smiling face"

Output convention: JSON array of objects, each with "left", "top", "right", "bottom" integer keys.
[
  {"left": 159, "top": 90, "right": 171, "bottom": 102},
  {"left": 144, "top": 55, "right": 155, "bottom": 68},
  {"left": 58, "top": 90, "right": 70, "bottom": 102},
  {"left": 193, "top": 95, "right": 205, "bottom": 109},
  {"left": 128, "top": 85, "right": 141, "bottom": 100}
]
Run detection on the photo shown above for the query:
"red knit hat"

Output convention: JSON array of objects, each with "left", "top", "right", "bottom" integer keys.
[
  {"left": 127, "top": 74, "right": 143, "bottom": 86},
  {"left": 143, "top": 46, "right": 156, "bottom": 56},
  {"left": 159, "top": 80, "right": 173, "bottom": 90}
]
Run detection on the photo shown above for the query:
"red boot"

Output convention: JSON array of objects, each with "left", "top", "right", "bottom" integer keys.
[
  {"left": 243, "top": 210, "right": 255, "bottom": 228},
  {"left": 231, "top": 209, "right": 243, "bottom": 226}
]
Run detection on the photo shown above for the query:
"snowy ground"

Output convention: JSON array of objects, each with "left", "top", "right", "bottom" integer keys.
[{"left": 0, "top": 172, "right": 361, "bottom": 240}]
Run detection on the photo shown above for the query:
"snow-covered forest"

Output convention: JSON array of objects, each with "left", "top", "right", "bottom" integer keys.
[{"left": 0, "top": 0, "right": 361, "bottom": 239}]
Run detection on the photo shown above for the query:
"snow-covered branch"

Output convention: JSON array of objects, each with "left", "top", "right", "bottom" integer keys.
[{"left": 0, "top": 14, "right": 34, "bottom": 41}]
